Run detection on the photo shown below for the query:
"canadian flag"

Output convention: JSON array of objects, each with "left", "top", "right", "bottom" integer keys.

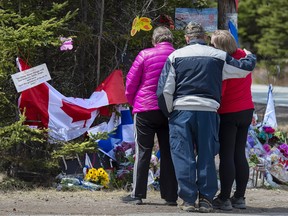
[{"left": 17, "top": 57, "right": 127, "bottom": 141}]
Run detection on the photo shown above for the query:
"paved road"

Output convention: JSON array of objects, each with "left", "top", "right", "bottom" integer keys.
[
  {"left": 126, "top": 213, "right": 288, "bottom": 216},
  {"left": 251, "top": 84, "right": 288, "bottom": 107},
  {"left": 251, "top": 85, "right": 288, "bottom": 127}
]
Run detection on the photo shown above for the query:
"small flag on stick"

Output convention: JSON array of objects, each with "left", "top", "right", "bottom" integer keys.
[{"left": 262, "top": 84, "right": 277, "bottom": 129}]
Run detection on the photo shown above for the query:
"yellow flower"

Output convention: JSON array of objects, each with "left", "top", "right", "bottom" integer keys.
[
  {"left": 92, "top": 174, "right": 98, "bottom": 182},
  {"left": 97, "top": 168, "right": 110, "bottom": 187},
  {"left": 85, "top": 167, "right": 110, "bottom": 187}
]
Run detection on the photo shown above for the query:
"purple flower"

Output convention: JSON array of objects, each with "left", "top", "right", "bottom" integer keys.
[
  {"left": 278, "top": 143, "right": 288, "bottom": 157},
  {"left": 262, "top": 126, "right": 275, "bottom": 134},
  {"left": 247, "top": 135, "right": 255, "bottom": 147},
  {"left": 121, "top": 142, "right": 135, "bottom": 151},
  {"left": 127, "top": 165, "right": 133, "bottom": 171},
  {"left": 114, "top": 145, "right": 124, "bottom": 152},
  {"left": 263, "top": 144, "right": 271, "bottom": 153}
]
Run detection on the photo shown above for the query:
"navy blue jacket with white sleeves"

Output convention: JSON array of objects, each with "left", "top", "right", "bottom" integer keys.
[{"left": 156, "top": 39, "right": 257, "bottom": 117}]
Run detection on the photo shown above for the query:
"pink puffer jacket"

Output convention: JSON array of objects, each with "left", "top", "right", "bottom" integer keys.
[{"left": 125, "top": 42, "right": 174, "bottom": 114}]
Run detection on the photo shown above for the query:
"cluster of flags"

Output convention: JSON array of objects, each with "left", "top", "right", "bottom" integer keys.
[{"left": 17, "top": 57, "right": 128, "bottom": 142}]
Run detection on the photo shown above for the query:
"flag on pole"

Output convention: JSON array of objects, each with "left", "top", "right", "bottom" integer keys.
[
  {"left": 17, "top": 57, "right": 128, "bottom": 141},
  {"left": 228, "top": 20, "right": 239, "bottom": 47},
  {"left": 83, "top": 153, "right": 93, "bottom": 176},
  {"left": 263, "top": 84, "right": 278, "bottom": 129}
]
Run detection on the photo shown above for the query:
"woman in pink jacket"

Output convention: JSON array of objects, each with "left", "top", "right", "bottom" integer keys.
[{"left": 122, "top": 26, "right": 178, "bottom": 205}]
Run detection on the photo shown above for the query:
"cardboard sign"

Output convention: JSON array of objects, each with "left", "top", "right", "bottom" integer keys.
[
  {"left": 175, "top": 8, "right": 218, "bottom": 32},
  {"left": 11, "top": 63, "right": 51, "bottom": 92}
]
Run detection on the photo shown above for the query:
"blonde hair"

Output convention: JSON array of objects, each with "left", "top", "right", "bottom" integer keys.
[
  {"left": 211, "top": 30, "right": 237, "bottom": 55},
  {"left": 152, "top": 26, "right": 173, "bottom": 45}
]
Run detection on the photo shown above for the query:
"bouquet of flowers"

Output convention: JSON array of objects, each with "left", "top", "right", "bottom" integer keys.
[
  {"left": 85, "top": 167, "right": 110, "bottom": 188},
  {"left": 114, "top": 142, "right": 135, "bottom": 178},
  {"left": 246, "top": 125, "right": 288, "bottom": 184},
  {"left": 111, "top": 142, "right": 135, "bottom": 190}
]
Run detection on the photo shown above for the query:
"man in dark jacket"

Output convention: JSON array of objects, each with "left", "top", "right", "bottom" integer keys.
[{"left": 157, "top": 22, "right": 256, "bottom": 213}]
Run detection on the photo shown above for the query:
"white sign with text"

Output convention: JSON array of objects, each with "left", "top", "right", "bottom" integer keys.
[{"left": 11, "top": 63, "right": 51, "bottom": 92}]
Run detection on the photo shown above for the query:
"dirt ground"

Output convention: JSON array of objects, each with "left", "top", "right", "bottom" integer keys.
[{"left": 0, "top": 186, "right": 288, "bottom": 215}]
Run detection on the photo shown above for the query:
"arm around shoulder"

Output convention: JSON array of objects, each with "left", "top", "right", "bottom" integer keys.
[{"left": 223, "top": 52, "right": 257, "bottom": 80}]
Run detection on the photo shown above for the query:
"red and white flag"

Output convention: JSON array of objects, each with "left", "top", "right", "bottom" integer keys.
[{"left": 17, "top": 57, "right": 127, "bottom": 141}]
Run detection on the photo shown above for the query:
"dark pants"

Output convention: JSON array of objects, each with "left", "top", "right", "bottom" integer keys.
[
  {"left": 218, "top": 109, "right": 254, "bottom": 200},
  {"left": 131, "top": 110, "right": 178, "bottom": 201}
]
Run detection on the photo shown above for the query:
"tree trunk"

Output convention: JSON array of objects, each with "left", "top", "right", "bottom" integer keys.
[
  {"left": 218, "top": 0, "right": 236, "bottom": 30},
  {"left": 97, "top": 0, "right": 104, "bottom": 85},
  {"left": 18, "top": 0, "right": 21, "bottom": 15}
]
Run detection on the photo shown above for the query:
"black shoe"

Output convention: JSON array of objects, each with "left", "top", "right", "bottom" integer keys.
[
  {"left": 164, "top": 200, "right": 177, "bottom": 206},
  {"left": 199, "top": 197, "right": 213, "bottom": 213},
  {"left": 212, "top": 197, "right": 232, "bottom": 211},
  {"left": 231, "top": 196, "right": 246, "bottom": 209},
  {"left": 121, "top": 195, "right": 142, "bottom": 205}
]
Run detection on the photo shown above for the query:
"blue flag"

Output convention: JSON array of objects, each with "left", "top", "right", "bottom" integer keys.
[
  {"left": 88, "top": 106, "right": 134, "bottom": 160},
  {"left": 228, "top": 20, "right": 239, "bottom": 47}
]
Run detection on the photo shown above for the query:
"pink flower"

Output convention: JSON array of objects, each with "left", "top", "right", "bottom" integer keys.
[
  {"left": 263, "top": 143, "right": 271, "bottom": 153},
  {"left": 60, "top": 37, "right": 73, "bottom": 51}
]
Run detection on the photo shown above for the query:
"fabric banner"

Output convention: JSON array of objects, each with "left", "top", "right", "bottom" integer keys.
[
  {"left": 175, "top": 8, "right": 217, "bottom": 32},
  {"left": 17, "top": 57, "right": 128, "bottom": 141}
]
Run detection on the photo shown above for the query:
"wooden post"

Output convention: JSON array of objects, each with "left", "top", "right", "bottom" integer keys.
[{"left": 218, "top": 0, "right": 236, "bottom": 30}]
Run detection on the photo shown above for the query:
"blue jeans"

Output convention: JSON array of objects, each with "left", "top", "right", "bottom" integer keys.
[{"left": 169, "top": 110, "right": 219, "bottom": 203}]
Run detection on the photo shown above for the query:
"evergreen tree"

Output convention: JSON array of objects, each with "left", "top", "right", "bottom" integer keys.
[
  {"left": 0, "top": 0, "right": 216, "bottom": 185},
  {"left": 0, "top": 1, "right": 76, "bottom": 125},
  {"left": 256, "top": 0, "right": 288, "bottom": 59},
  {"left": 239, "top": 0, "right": 288, "bottom": 61}
]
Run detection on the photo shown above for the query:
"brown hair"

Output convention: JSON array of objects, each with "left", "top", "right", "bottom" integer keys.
[
  {"left": 211, "top": 30, "right": 237, "bottom": 55},
  {"left": 152, "top": 26, "right": 173, "bottom": 45}
]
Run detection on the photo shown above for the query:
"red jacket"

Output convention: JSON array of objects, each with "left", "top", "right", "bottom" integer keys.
[{"left": 218, "top": 48, "right": 254, "bottom": 114}]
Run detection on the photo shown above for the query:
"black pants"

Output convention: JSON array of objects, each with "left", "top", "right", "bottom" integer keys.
[
  {"left": 131, "top": 110, "right": 178, "bottom": 201},
  {"left": 218, "top": 109, "right": 254, "bottom": 200}
]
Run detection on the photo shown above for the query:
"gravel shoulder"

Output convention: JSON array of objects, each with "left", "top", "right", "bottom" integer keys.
[{"left": 1, "top": 187, "right": 288, "bottom": 215}]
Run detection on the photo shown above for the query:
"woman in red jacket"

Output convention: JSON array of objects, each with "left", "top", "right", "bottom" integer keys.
[{"left": 211, "top": 30, "right": 254, "bottom": 211}]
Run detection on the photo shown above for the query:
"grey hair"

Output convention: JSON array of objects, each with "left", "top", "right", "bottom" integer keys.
[
  {"left": 185, "top": 22, "right": 205, "bottom": 39},
  {"left": 152, "top": 26, "right": 173, "bottom": 45}
]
